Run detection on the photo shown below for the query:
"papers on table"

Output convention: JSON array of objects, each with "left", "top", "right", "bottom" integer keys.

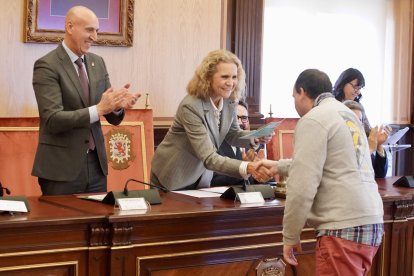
[
  {"left": 384, "top": 127, "right": 409, "bottom": 144},
  {"left": 172, "top": 190, "right": 223, "bottom": 198},
  {"left": 0, "top": 200, "right": 28, "bottom": 212},
  {"left": 77, "top": 194, "right": 106, "bottom": 201},
  {"left": 238, "top": 121, "right": 284, "bottom": 139},
  {"left": 199, "top": 187, "right": 229, "bottom": 194}
]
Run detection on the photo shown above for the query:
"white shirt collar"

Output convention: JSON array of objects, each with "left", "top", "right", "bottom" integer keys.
[
  {"left": 209, "top": 97, "right": 223, "bottom": 113},
  {"left": 62, "top": 40, "right": 85, "bottom": 64},
  {"left": 209, "top": 97, "right": 223, "bottom": 128}
]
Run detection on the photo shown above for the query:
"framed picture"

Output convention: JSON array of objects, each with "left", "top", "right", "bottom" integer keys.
[{"left": 24, "top": 0, "right": 135, "bottom": 47}]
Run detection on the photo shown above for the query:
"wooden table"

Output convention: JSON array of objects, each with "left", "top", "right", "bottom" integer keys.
[{"left": 0, "top": 178, "right": 412, "bottom": 276}]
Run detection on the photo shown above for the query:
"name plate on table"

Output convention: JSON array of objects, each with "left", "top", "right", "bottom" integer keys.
[
  {"left": 237, "top": 192, "right": 265, "bottom": 204},
  {"left": 0, "top": 200, "right": 28, "bottom": 212},
  {"left": 116, "top": 198, "right": 148, "bottom": 210}
]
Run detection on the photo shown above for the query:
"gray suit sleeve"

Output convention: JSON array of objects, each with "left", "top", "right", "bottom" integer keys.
[
  {"left": 181, "top": 105, "right": 242, "bottom": 178},
  {"left": 33, "top": 59, "right": 90, "bottom": 135},
  {"left": 100, "top": 57, "right": 125, "bottom": 125}
]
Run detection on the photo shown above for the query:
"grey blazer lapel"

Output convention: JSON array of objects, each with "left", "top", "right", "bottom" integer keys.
[
  {"left": 56, "top": 44, "right": 88, "bottom": 107},
  {"left": 84, "top": 54, "right": 96, "bottom": 105},
  {"left": 202, "top": 97, "right": 220, "bottom": 148},
  {"left": 219, "top": 100, "right": 237, "bottom": 144}
]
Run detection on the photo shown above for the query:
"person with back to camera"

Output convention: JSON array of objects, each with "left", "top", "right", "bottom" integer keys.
[
  {"left": 333, "top": 68, "right": 392, "bottom": 175},
  {"left": 257, "top": 69, "right": 384, "bottom": 275},
  {"left": 343, "top": 100, "right": 391, "bottom": 178},
  {"left": 150, "top": 50, "right": 275, "bottom": 191}
]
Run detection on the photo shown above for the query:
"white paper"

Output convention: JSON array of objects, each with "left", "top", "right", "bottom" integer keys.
[
  {"left": 237, "top": 192, "right": 265, "bottom": 204},
  {"left": 384, "top": 127, "right": 409, "bottom": 144},
  {"left": 0, "top": 200, "right": 28, "bottom": 212},
  {"left": 238, "top": 121, "right": 284, "bottom": 139},
  {"left": 77, "top": 194, "right": 106, "bottom": 201},
  {"left": 199, "top": 187, "right": 229, "bottom": 194},
  {"left": 118, "top": 209, "right": 148, "bottom": 215},
  {"left": 171, "top": 190, "right": 222, "bottom": 198},
  {"left": 116, "top": 198, "right": 148, "bottom": 210},
  {"left": 239, "top": 202, "right": 266, "bottom": 208}
]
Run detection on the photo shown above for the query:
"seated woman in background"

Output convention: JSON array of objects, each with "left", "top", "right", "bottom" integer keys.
[
  {"left": 344, "top": 101, "right": 391, "bottom": 178},
  {"left": 150, "top": 50, "right": 274, "bottom": 191}
]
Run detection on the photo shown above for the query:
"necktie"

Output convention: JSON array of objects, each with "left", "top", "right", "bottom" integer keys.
[
  {"left": 236, "top": 147, "right": 242, "bottom": 160},
  {"left": 75, "top": 58, "right": 95, "bottom": 150}
]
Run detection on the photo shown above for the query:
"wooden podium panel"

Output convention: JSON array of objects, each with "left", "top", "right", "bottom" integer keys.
[
  {"left": 0, "top": 198, "right": 103, "bottom": 276},
  {"left": 0, "top": 178, "right": 413, "bottom": 276},
  {"left": 101, "top": 109, "right": 154, "bottom": 192},
  {"left": 265, "top": 118, "right": 299, "bottom": 181},
  {"left": 265, "top": 118, "right": 299, "bottom": 161},
  {"left": 0, "top": 118, "right": 41, "bottom": 196},
  {"left": 0, "top": 109, "right": 153, "bottom": 197}
]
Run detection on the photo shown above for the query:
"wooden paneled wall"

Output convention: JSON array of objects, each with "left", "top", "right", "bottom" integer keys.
[{"left": 0, "top": 0, "right": 223, "bottom": 118}]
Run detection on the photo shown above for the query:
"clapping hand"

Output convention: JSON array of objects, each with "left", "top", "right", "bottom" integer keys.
[
  {"left": 376, "top": 125, "right": 392, "bottom": 154},
  {"left": 368, "top": 125, "right": 392, "bottom": 154},
  {"left": 377, "top": 125, "right": 392, "bottom": 146},
  {"left": 242, "top": 148, "right": 266, "bottom": 162},
  {"left": 115, "top": 84, "right": 141, "bottom": 110},
  {"left": 97, "top": 84, "right": 141, "bottom": 116}
]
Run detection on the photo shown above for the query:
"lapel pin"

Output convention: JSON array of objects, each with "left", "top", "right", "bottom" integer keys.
[{"left": 91, "top": 62, "right": 95, "bottom": 67}]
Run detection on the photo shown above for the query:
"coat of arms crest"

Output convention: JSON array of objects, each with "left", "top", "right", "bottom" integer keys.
[{"left": 105, "top": 128, "right": 136, "bottom": 170}]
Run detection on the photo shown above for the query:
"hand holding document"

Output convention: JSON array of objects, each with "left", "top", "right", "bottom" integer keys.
[{"left": 238, "top": 120, "right": 284, "bottom": 140}]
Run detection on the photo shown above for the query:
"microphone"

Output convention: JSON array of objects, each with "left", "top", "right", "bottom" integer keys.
[
  {"left": 243, "top": 179, "right": 248, "bottom": 192},
  {"left": 123, "top": 179, "right": 169, "bottom": 196},
  {"left": 0, "top": 182, "right": 11, "bottom": 197}
]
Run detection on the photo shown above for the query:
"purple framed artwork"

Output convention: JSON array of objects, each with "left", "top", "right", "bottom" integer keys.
[{"left": 24, "top": 0, "right": 134, "bottom": 47}]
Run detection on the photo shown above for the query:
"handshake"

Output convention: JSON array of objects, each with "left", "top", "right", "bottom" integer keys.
[{"left": 243, "top": 148, "right": 279, "bottom": 182}]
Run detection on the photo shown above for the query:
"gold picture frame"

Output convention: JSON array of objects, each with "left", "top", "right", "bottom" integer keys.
[{"left": 24, "top": 0, "right": 135, "bottom": 47}]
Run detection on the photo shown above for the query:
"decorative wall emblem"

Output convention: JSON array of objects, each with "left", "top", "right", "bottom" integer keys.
[{"left": 105, "top": 128, "right": 136, "bottom": 170}]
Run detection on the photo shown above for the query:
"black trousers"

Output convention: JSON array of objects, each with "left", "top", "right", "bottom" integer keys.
[{"left": 39, "top": 149, "right": 107, "bottom": 196}]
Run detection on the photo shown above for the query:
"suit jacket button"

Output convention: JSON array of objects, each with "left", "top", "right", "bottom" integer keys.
[{"left": 85, "top": 140, "right": 89, "bottom": 143}]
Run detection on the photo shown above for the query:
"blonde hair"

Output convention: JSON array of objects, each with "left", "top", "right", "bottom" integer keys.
[{"left": 186, "top": 50, "right": 246, "bottom": 101}]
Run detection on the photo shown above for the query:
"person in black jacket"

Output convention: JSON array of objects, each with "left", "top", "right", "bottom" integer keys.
[{"left": 210, "top": 101, "right": 265, "bottom": 186}]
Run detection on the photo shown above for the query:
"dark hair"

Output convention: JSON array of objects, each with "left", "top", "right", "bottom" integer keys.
[
  {"left": 332, "top": 68, "right": 365, "bottom": 102},
  {"left": 294, "top": 69, "right": 332, "bottom": 99},
  {"left": 238, "top": 100, "right": 248, "bottom": 112}
]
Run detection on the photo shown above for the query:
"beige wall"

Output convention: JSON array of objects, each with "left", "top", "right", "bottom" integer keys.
[{"left": 0, "top": 0, "right": 223, "bottom": 118}]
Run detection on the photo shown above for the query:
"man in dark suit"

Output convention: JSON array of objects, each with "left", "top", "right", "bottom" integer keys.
[
  {"left": 210, "top": 101, "right": 263, "bottom": 186},
  {"left": 32, "top": 6, "right": 140, "bottom": 195}
]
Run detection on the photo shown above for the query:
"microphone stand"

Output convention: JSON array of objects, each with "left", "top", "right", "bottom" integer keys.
[
  {"left": 0, "top": 182, "right": 11, "bottom": 197},
  {"left": 124, "top": 179, "right": 169, "bottom": 196}
]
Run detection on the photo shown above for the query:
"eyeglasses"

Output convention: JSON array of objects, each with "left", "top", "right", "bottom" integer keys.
[
  {"left": 237, "top": 115, "right": 249, "bottom": 123},
  {"left": 348, "top": 83, "right": 364, "bottom": 92}
]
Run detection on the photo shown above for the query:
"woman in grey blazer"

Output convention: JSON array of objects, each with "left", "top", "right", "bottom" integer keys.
[{"left": 150, "top": 50, "right": 273, "bottom": 191}]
